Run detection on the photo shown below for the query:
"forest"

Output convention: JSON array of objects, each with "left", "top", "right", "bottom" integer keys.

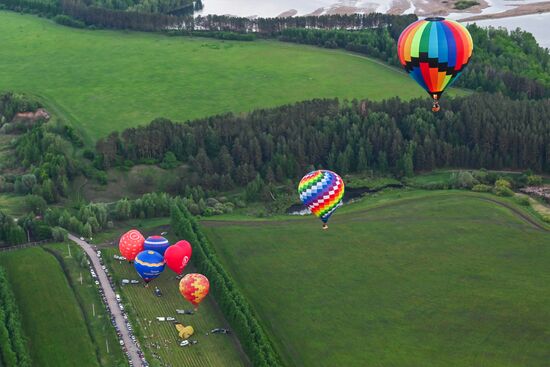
[{"left": 95, "top": 94, "right": 550, "bottom": 193}]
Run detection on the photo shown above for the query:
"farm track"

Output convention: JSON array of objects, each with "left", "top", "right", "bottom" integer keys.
[
  {"left": 202, "top": 194, "right": 549, "bottom": 231},
  {"left": 68, "top": 234, "right": 143, "bottom": 366}
]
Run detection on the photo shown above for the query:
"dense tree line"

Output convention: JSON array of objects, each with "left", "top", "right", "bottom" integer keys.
[
  {"left": 279, "top": 24, "right": 550, "bottom": 100},
  {"left": 0, "top": 267, "right": 31, "bottom": 367},
  {"left": 95, "top": 94, "right": 550, "bottom": 194},
  {"left": 185, "top": 13, "right": 417, "bottom": 35},
  {"left": 171, "top": 200, "right": 281, "bottom": 366}
]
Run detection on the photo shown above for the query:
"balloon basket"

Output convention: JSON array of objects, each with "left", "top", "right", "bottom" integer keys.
[{"left": 322, "top": 224, "right": 328, "bottom": 230}]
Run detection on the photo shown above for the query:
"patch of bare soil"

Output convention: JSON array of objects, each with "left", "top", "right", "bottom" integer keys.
[{"left": 277, "top": 9, "right": 298, "bottom": 17}]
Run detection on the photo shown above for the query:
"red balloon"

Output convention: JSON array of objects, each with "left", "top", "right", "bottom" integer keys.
[
  {"left": 119, "top": 229, "right": 145, "bottom": 261},
  {"left": 164, "top": 240, "right": 192, "bottom": 274}
]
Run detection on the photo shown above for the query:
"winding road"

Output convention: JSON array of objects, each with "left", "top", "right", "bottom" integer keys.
[{"left": 68, "top": 234, "right": 143, "bottom": 367}]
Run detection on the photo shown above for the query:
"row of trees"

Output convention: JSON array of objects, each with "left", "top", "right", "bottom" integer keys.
[
  {"left": 186, "top": 13, "right": 417, "bottom": 35},
  {"left": 95, "top": 94, "right": 550, "bottom": 194},
  {"left": 0, "top": 267, "right": 31, "bottom": 367},
  {"left": 171, "top": 200, "right": 281, "bottom": 366}
]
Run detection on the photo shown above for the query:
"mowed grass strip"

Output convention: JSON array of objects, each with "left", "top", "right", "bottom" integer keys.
[
  {"left": 0, "top": 11, "right": 437, "bottom": 142},
  {"left": 103, "top": 248, "right": 246, "bottom": 367},
  {"left": 202, "top": 192, "right": 550, "bottom": 367},
  {"left": 0, "top": 247, "right": 100, "bottom": 367}
]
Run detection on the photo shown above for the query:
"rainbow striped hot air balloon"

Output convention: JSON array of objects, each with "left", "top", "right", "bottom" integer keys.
[
  {"left": 134, "top": 250, "right": 165, "bottom": 283},
  {"left": 144, "top": 235, "right": 170, "bottom": 256},
  {"left": 397, "top": 17, "right": 473, "bottom": 112},
  {"left": 298, "top": 170, "right": 345, "bottom": 230}
]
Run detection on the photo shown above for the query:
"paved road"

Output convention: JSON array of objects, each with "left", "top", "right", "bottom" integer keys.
[{"left": 68, "top": 234, "right": 143, "bottom": 366}]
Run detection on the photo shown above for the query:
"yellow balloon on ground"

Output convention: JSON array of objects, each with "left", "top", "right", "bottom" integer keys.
[{"left": 175, "top": 323, "right": 194, "bottom": 339}]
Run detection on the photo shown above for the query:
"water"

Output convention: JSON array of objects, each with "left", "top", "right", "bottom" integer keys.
[{"left": 465, "top": 12, "right": 550, "bottom": 49}]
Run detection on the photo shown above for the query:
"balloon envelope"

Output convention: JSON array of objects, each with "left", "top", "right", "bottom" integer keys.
[
  {"left": 134, "top": 250, "right": 165, "bottom": 283},
  {"left": 144, "top": 235, "right": 170, "bottom": 256},
  {"left": 179, "top": 273, "right": 209, "bottom": 308},
  {"left": 397, "top": 17, "right": 473, "bottom": 101},
  {"left": 164, "top": 240, "right": 192, "bottom": 275},
  {"left": 119, "top": 229, "right": 145, "bottom": 261},
  {"left": 298, "top": 170, "right": 345, "bottom": 224}
]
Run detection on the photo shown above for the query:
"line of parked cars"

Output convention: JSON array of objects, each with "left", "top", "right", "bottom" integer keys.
[{"left": 91, "top": 248, "right": 149, "bottom": 367}]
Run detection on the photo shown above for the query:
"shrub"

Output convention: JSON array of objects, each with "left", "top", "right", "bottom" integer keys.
[
  {"left": 543, "top": 216, "right": 550, "bottom": 223},
  {"left": 472, "top": 184, "right": 492, "bottom": 192},
  {"left": 494, "top": 179, "right": 514, "bottom": 196},
  {"left": 527, "top": 175, "right": 543, "bottom": 186},
  {"left": 495, "top": 187, "right": 514, "bottom": 197},
  {"left": 53, "top": 15, "right": 85, "bottom": 29},
  {"left": 513, "top": 196, "right": 530, "bottom": 206}
]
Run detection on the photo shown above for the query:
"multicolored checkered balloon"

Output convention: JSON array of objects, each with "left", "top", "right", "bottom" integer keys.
[{"left": 298, "top": 170, "right": 345, "bottom": 228}]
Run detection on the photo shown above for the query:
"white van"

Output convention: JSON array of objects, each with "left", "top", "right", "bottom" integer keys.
[{"left": 156, "top": 317, "right": 166, "bottom": 322}]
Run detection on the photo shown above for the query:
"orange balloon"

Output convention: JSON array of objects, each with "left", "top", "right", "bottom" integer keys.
[
  {"left": 119, "top": 229, "right": 145, "bottom": 261},
  {"left": 179, "top": 274, "right": 209, "bottom": 309}
]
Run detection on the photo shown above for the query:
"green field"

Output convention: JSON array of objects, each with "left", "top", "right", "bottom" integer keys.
[
  {"left": 44, "top": 243, "right": 127, "bottom": 367},
  {"left": 0, "top": 247, "right": 100, "bottom": 367},
  {"left": 102, "top": 247, "right": 246, "bottom": 367},
  {"left": 202, "top": 191, "right": 550, "bottom": 367},
  {"left": 0, "top": 11, "right": 449, "bottom": 142}
]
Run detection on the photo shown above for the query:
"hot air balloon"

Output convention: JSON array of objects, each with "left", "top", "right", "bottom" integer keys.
[
  {"left": 179, "top": 273, "right": 209, "bottom": 310},
  {"left": 144, "top": 235, "right": 170, "bottom": 256},
  {"left": 164, "top": 240, "right": 192, "bottom": 275},
  {"left": 397, "top": 17, "right": 473, "bottom": 112},
  {"left": 134, "top": 250, "right": 165, "bottom": 284},
  {"left": 119, "top": 229, "right": 145, "bottom": 262},
  {"left": 298, "top": 170, "right": 345, "bottom": 230}
]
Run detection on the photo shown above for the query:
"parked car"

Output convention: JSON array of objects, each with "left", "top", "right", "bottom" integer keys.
[
  {"left": 166, "top": 317, "right": 175, "bottom": 321},
  {"left": 211, "top": 328, "right": 231, "bottom": 334},
  {"left": 180, "top": 340, "right": 189, "bottom": 347},
  {"left": 130, "top": 280, "right": 140, "bottom": 284},
  {"left": 122, "top": 279, "right": 130, "bottom": 285}
]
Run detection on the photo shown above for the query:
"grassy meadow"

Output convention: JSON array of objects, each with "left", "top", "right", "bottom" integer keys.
[
  {"left": 0, "top": 247, "right": 100, "bottom": 367},
  {"left": 0, "top": 11, "right": 451, "bottom": 142},
  {"left": 202, "top": 191, "right": 550, "bottom": 367}
]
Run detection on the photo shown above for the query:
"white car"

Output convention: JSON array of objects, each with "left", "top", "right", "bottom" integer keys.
[
  {"left": 95, "top": 281, "right": 100, "bottom": 286},
  {"left": 180, "top": 340, "right": 189, "bottom": 347},
  {"left": 97, "top": 251, "right": 101, "bottom": 257},
  {"left": 116, "top": 294, "right": 121, "bottom": 301},
  {"left": 166, "top": 317, "right": 175, "bottom": 321},
  {"left": 119, "top": 340, "right": 124, "bottom": 346}
]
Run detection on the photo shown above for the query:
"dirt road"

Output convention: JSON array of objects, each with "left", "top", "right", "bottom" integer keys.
[{"left": 68, "top": 234, "right": 144, "bottom": 367}]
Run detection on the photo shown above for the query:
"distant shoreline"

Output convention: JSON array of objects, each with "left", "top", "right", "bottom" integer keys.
[{"left": 458, "top": 1, "right": 550, "bottom": 21}]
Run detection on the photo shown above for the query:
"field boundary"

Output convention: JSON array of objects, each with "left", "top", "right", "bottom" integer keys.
[{"left": 202, "top": 192, "right": 549, "bottom": 231}]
